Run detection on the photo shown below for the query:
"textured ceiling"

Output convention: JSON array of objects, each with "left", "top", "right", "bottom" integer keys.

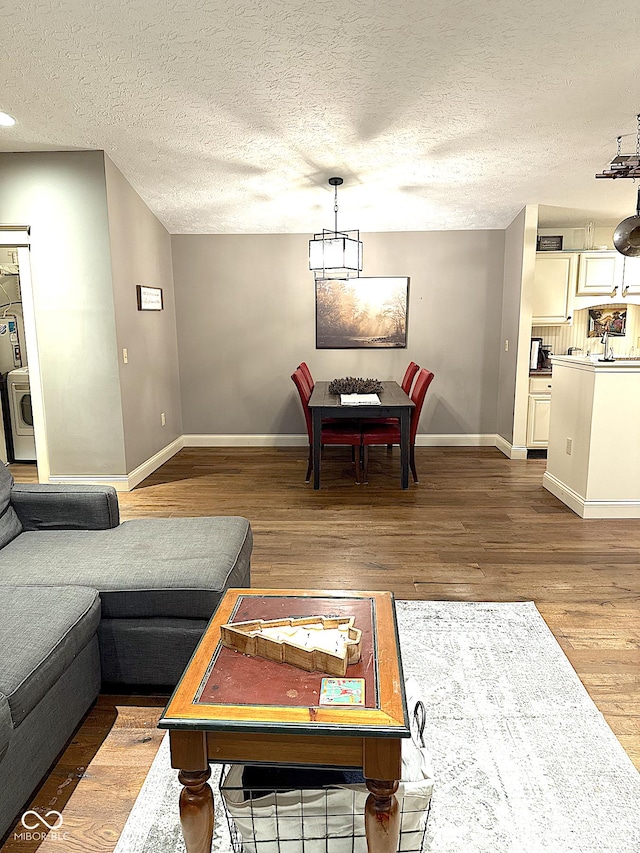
[{"left": 1, "top": 0, "right": 640, "bottom": 234}]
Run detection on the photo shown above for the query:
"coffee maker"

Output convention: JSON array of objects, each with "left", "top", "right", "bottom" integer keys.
[
  {"left": 539, "top": 345, "right": 553, "bottom": 370},
  {"left": 530, "top": 337, "right": 553, "bottom": 371}
]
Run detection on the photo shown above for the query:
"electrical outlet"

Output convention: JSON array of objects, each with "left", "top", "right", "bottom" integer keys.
[
  {"left": 122, "top": 348, "right": 128, "bottom": 364},
  {"left": 160, "top": 412, "right": 166, "bottom": 427},
  {"left": 566, "top": 438, "right": 573, "bottom": 455},
  {"left": 504, "top": 339, "right": 509, "bottom": 352}
]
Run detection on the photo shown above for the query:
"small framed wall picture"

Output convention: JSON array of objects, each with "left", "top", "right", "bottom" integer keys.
[
  {"left": 136, "top": 285, "right": 164, "bottom": 311},
  {"left": 536, "top": 235, "right": 563, "bottom": 251}
]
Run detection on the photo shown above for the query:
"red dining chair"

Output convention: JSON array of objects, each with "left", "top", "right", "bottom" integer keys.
[
  {"left": 296, "top": 364, "right": 354, "bottom": 428},
  {"left": 295, "top": 365, "right": 313, "bottom": 399},
  {"left": 401, "top": 361, "right": 420, "bottom": 394},
  {"left": 298, "top": 362, "right": 314, "bottom": 390},
  {"left": 291, "top": 369, "right": 363, "bottom": 484},
  {"left": 361, "top": 368, "right": 434, "bottom": 484},
  {"left": 361, "top": 361, "right": 421, "bottom": 439}
]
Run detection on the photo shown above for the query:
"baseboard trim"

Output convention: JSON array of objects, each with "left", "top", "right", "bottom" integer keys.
[
  {"left": 48, "top": 436, "right": 185, "bottom": 492},
  {"left": 414, "top": 434, "right": 498, "bottom": 447},
  {"left": 495, "top": 435, "right": 528, "bottom": 460},
  {"left": 182, "top": 434, "right": 309, "bottom": 447},
  {"left": 543, "top": 471, "right": 640, "bottom": 518},
  {"left": 126, "top": 436, "right": 185, "bottom": 489},
  {"left": 46, "top": 434, "right": 531, "bottom": 490},
  {"left": 183, "top": 433, "right": 499, "bottom": 448},
  {"left": 47, "top": 473, "right": 131, "bottom": 491}
]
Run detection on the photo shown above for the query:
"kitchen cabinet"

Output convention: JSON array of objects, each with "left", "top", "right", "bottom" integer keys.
[
  {"left": 620, "top": 256, "right": 640, "bottom": 296},
  {"left": 576, "top": 252, "right": 623, "bottom": 297},
  {"left": 535, "top": 249, "right": 640, "bottom": 308},
  {"left": 527, "top": 395, "right": 552, "bottom": 448},
  {"left": 532, "top": 253, "right": 575, "bottom": 324},
  {"left": 527, "top": 377, "right": 553, "bottom": 449}
]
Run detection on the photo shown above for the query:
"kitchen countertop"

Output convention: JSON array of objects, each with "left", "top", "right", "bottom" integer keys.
[{"left": 551, "top": 355, "right": 640, "bottom": 370}]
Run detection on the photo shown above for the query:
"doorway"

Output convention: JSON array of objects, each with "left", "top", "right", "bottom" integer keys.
[
  {"left": 0, "top": 227, "right": 48, "bottom": 482},
  {"left": 0, "top": 246, "right": 34, "bottom": 465}
]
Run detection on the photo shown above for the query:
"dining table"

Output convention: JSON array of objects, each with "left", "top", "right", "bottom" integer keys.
[{"left": 308, "top": 380, "right": 415, "bottom": 489}]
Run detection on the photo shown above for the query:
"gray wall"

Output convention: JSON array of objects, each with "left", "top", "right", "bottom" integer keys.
[
  {"left": 0, "top": 151, "right": 126, "bottom": 475},
  {"left": 497, "top": 208, "right": 527, "bottom": 444},
  {"left": 104, "top": 156, "right": 182, "bottom": 470},
  {"left": 172, "top": 230, "right": 505, "bottom": 437}
]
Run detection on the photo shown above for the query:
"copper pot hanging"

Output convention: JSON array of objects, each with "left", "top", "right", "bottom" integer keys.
[{"left": 614, "top": 185, "right": 640, "bottom": 257}]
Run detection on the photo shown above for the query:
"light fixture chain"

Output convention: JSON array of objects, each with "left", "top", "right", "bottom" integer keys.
[
  {"left": 636, "top": 114, "right": 640, "bottom": 158},
  {"left": 334, "top": 183, "right": 339, "bottom": 235}
]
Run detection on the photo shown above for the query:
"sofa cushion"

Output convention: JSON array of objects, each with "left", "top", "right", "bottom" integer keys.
[
  {"left": 10, "top": 483, "right": 119, "bottom": 530},
  {"left": 0, "top": 464, "right": 22, "bottom": 549},
  {"left": 98, "top": 617, "right": 209, "bottom": 685},
  {"left": 0, "top": 693, "right": 11, "bottom": 761},
  {"left": 0, "top": 516, "right": 252, "bottom": 620},
  {"left": 0, "top": 585, "right": 100, "bottom": 726}
]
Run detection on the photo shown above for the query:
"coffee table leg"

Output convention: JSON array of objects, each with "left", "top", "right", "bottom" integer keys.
[
  {"left": 178, "top": 768, "right": 214, "bottom": 853},
  {"left": 365, "top": 779, "right": 400, "bottom": 853}
]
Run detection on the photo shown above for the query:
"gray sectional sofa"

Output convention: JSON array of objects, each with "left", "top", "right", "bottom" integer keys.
[{"left": 0, "top": 463, "right": 252, "bottom": 838}]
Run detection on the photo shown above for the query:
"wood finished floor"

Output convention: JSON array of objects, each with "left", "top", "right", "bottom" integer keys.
[{"left": 2, "top": 446, "right": 639, "bottom": 851}]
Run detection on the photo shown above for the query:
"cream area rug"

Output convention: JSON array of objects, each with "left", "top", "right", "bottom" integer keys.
[{"left": 114, "top": 601, "right": 640, "bottom": 853}]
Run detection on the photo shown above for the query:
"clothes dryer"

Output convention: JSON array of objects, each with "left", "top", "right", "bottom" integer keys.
[{"left": 7, "top": 366, "right": 35, "bottom": 461}]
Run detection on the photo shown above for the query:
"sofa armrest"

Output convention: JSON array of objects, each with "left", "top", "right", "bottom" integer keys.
[{"left": 10, "top": 484, "right": 120, "bottom": 530}]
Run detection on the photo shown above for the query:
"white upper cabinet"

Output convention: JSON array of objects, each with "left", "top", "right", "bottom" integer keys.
[
  {"left": 621, "top": 256, "right": 640, "bottom": 296},
  {"left": 532, "top": 252, "right": 575, "bottom": 324},
  {"left": 576, "top": 252, "right": 624, "bottom": 297},
  {"left": 533, "top": 248, "right": 640, "bottom": 316}
]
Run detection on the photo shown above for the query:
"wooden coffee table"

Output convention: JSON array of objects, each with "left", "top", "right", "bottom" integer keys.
[{"left": 159, "top": 588, "right": 410, "bottom": 853}]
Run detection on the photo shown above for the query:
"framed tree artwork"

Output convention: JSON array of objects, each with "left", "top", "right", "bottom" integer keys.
[{"left": 316, "top": 277, "right": 409, "bottom": 349}]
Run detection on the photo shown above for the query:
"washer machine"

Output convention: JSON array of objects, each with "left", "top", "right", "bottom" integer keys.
[{"left": 7, "top": 366, "right": 35, "bottom": 461}]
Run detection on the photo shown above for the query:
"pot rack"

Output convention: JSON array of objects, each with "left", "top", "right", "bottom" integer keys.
[
  {"left": 595, "top": 114, "right": 640, "bottom": 179},
  {"left": 595, "top": 114, "right": 640, "bottom": 257}
]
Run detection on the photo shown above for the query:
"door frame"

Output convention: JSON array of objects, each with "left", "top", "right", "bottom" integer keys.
[{"left": 0, "top": 227, "right": 50, "bottom": 482}]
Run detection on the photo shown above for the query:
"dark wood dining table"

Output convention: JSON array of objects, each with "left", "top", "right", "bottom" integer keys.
[{"left": 308, "top": 380, "right": 415, "bottom": 489}]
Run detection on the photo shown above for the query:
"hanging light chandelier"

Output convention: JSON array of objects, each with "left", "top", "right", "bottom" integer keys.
[{"left": 309, "top": 177, "right": 363, "bottom": 279}]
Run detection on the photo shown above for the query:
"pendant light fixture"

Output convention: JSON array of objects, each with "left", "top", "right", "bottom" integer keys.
[{"left": 309, "top": 177, "right": 363, "bottom": 279}]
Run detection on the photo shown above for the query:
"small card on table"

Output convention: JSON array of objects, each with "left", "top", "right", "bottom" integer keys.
[{"left": 319, "top": 677, "right": 365, "bottom": 705}]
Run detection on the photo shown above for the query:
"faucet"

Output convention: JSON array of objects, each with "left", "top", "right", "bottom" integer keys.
[
  {"left": 599, "top": 330, "right": 615, "bottom": 361},
  {"left": 600, "top": 329, "right": 608, "bottom": 354}
]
